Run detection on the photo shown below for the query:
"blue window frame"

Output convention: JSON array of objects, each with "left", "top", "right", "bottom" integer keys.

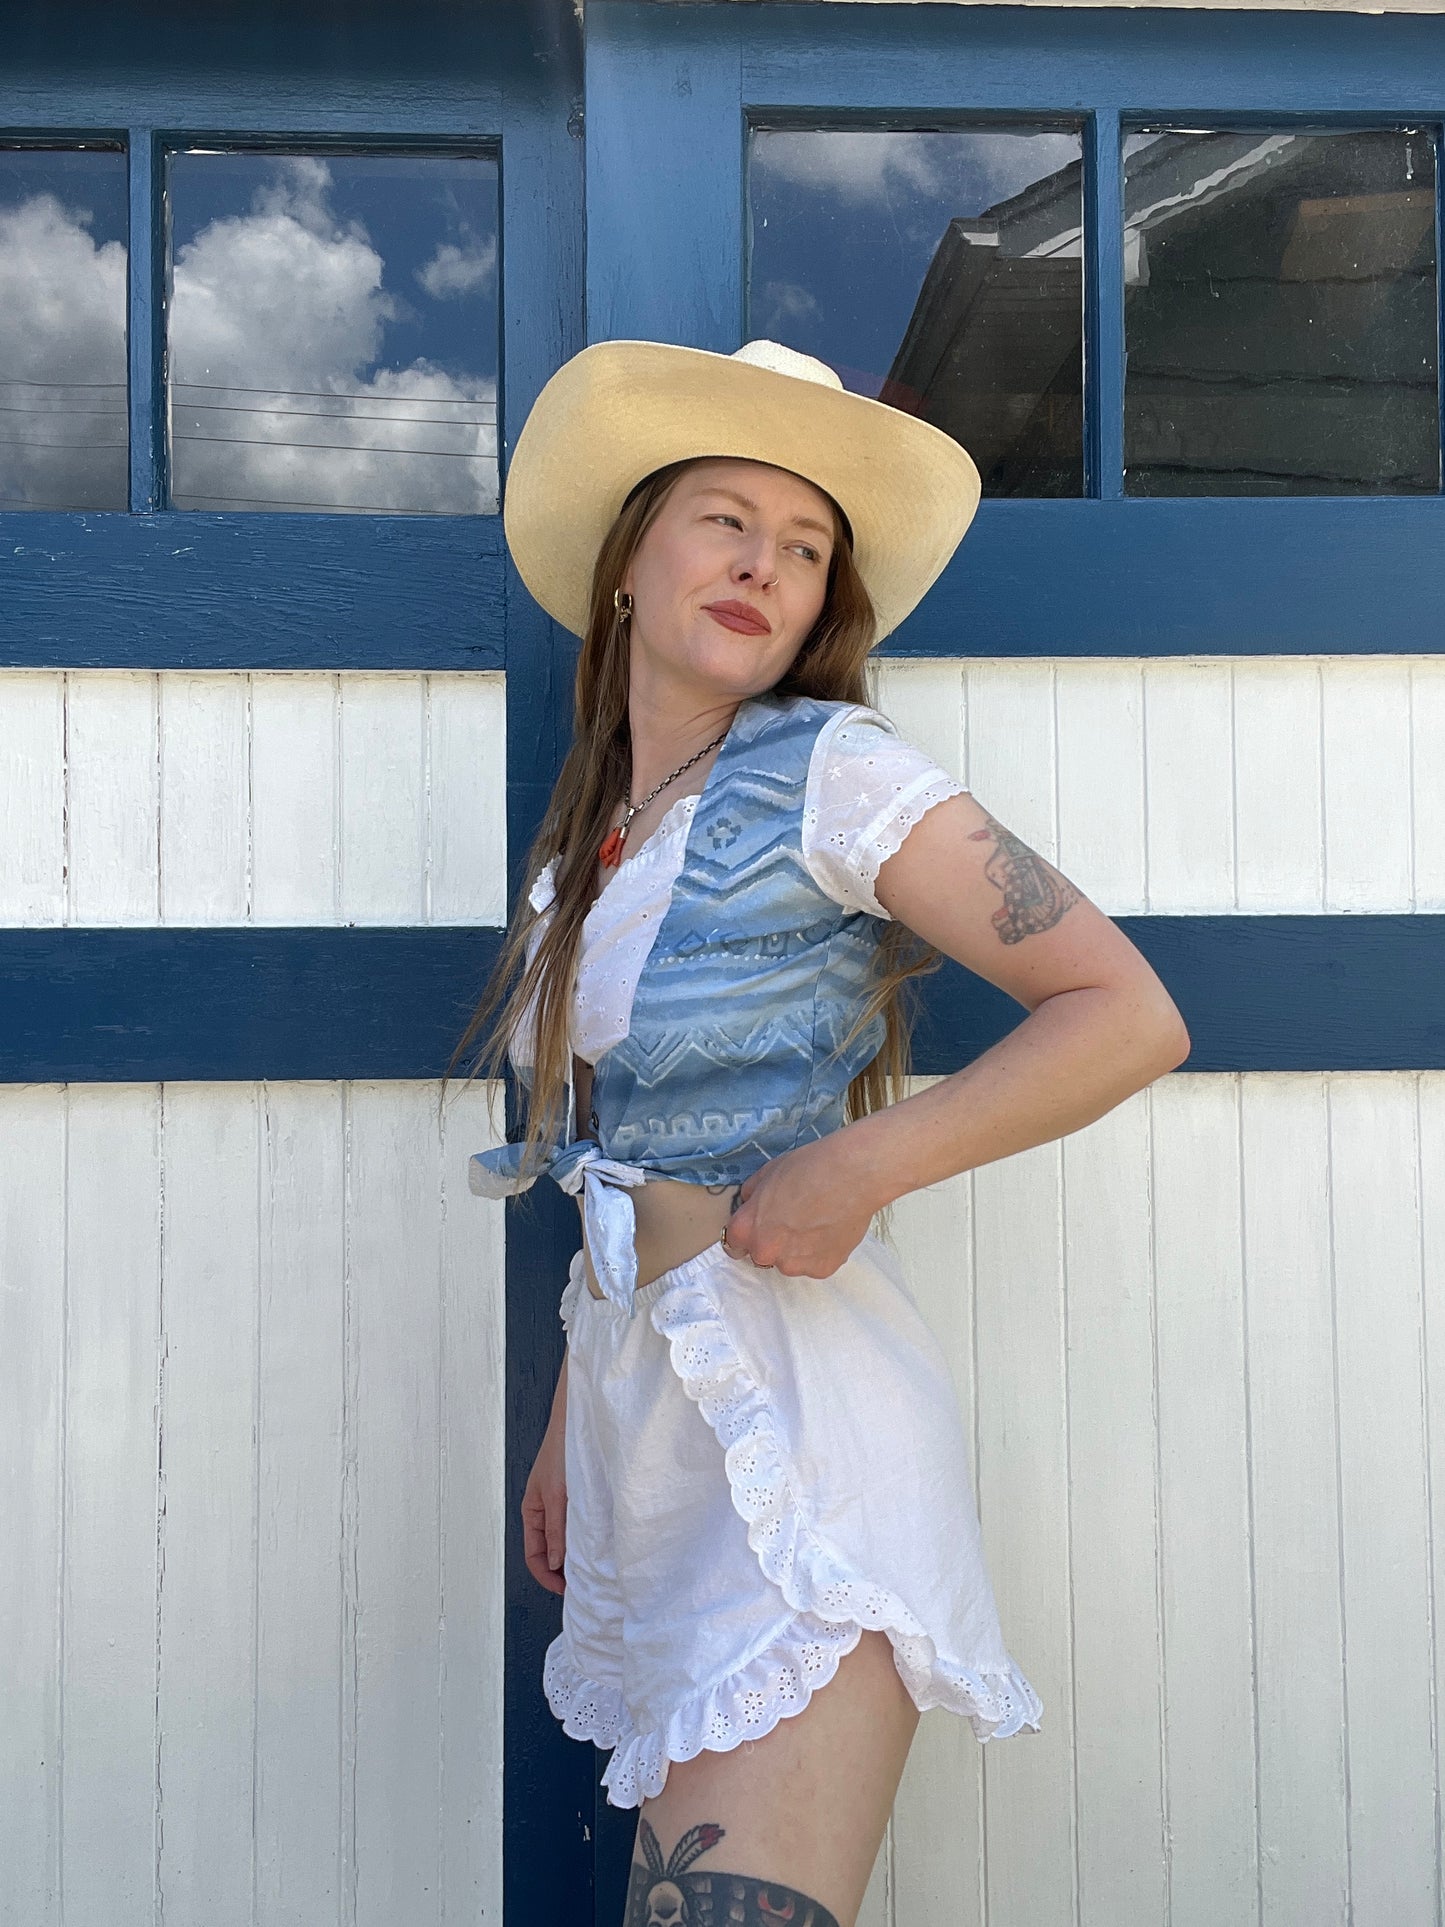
[
  {"left": 0, "top": 2, "right": 579, "bottom": 671},
  {"left": 586, "top": 0, "right": 1445, "bottom": 656}
]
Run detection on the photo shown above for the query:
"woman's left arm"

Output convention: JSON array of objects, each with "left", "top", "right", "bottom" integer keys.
[{"left": 725, "top": 791, "right": 1192, "bottom": 1276}]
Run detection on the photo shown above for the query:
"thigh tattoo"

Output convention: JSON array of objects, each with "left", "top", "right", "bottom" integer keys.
[{"left": 626, "top": 1816, "right": 839, "bottom": 1927}]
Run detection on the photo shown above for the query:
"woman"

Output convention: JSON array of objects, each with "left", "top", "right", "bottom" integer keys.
[{"left": 452, "top": 337, "right": 1190, "bottom": 1927}]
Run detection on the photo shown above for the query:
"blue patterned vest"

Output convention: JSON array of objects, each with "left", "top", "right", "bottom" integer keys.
[{"left": 469, "top": 690, "right": 888, "bottom": 1311}]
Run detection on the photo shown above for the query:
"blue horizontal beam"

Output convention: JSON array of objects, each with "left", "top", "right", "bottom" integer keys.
[
  {"left": 0, "top": 927, "right": 503, "bottom": 1080},
  {"left": 887, "top": 497, "right": 1445, "bottom": 658},
  {"left": 0, "top": 917, "right": 1439, "bottom": 1081},
  {"left": 0, "top": 513, "right": 507, "bottom": 669},
  {"left": 914, "top": 913, "right": 1445, "bottom": 1074}
]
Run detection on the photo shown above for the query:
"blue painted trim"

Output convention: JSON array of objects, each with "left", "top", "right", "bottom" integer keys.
[
  {"left": 587, "top": 5, "right": 744, "bottom": 346},
  {"left": 910, "top": 914, "right": 1445, "bottom": 1074},
  {"left": 1086, "top": 109, "right": 1124, "bottom": 500},
  {"left": 886, "top": 497, "right": 1445, "bottom": 657},
  {"left": 491, "top": 26, "right": 602, "bottom": 1927},
  {"left": 0, "top": 514, "right": 506, "bottom": 667},
  {"left": 2, "top": 916, "right": 1440, "bottom": 1081},
  {"left": 0, "top": 927, "right": 502, "bottom": 1079},
  {"left": 741, "top": 2, "right": 1445, "bottom": 107},
  {"left": 126, "top": 128, "right": 165, "bottom": 513}
]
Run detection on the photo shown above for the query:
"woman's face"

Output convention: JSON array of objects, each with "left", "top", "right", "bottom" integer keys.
[{"left": 619, "top": 456, "right": 837, "bottom": 704}]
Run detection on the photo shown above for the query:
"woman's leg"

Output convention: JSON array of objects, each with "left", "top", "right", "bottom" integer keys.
[{"left": 622, "top": 1629, "right": 919, "bottom": 1927}]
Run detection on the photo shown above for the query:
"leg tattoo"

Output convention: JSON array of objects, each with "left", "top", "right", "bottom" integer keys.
[{"left": 626, "top": 1815, "right": 840, "bottom": 1926}]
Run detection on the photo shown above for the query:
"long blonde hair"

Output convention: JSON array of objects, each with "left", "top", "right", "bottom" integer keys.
[{"left": 441, "top": 457, "right": 940, "bottom": 1171}]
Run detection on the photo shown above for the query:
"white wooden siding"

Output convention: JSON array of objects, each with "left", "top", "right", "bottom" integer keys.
[
  {"left": 853, "top": 1069, "right": 1445, "bottom": 1927},
  {"left": 0, "top": 671, "right": 507, "bottom": 927},
  {"left": 871, "top": 656, "right": 1445, "bottom": 913},
  {"left": 0, "top": 1078, "right": 506, "bottom": 1927}
]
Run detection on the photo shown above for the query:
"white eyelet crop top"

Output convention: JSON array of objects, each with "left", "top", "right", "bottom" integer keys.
[{"left": 513, "top": 703, "right": 968, "bottom": 1072}]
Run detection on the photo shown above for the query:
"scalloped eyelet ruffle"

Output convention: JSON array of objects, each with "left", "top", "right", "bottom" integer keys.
[{"left": 543, "top": 1264, "right": 1043, "bottom": 1809}]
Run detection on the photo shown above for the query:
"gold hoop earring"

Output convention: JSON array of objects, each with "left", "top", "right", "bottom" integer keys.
[{"left": 614, "top": 589, "right": 633, "bottom": 620}]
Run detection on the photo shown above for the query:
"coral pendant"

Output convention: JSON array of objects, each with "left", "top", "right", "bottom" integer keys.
[{"left": 598, "top": 825, "right": 626, "bottom": 868}]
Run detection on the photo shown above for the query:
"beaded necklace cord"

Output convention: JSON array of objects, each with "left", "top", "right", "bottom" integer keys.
[{"left": 598, "top": 725, "right": 730, "bottom": 868}]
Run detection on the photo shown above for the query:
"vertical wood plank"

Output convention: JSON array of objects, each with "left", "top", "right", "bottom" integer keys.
[
  {"left": 439, "top": 1076, "right": 508, "bottom": 1925},
  {"left": 972, "top": 1140, "right": 1075, "bottom": 1927},
  {"left": 1144, "top": 660, "right": 1234, "bottom": 911},
  {"left": 1233, "top": 661, "right": 1322, "bottom": 913},
  {"left": 889, "top": 1156, "right": 985, "bottom": 1926},
  {"left": 428, "top": 672, "right": 508, "bottom": 926},
  {"left": 872, "top": 659, "right": 967, "bottom": 783},
  {"left": 1240, "top": 1074, "right": 1348, "bottom": 1924},
  {"left": 1055, "top": 660, "right": 1146, "bottom": 910},
  {"left": 1150, "top": 1074, "right": 1258, "bottom": 1926},
  {"left": 587, "top": 5, "right": 743, "bottom": 348},
  {"left": 254, "top": 1082, "right": 346, "bottom": 1921},
  {"left": 0, "top": 673, "right": 65, "bottom": 924},
  {"left": 1327, "top": 1074, "right": 1436, "bottom": 1917},
  {"left": 1419, "top": 1072, "right": 1445, "bottom": 1927},
  {"left": 1321, "top": 660, "right": 1413, "bottom": 912},
  {"left": 66, "top": 673, "right": 159, "bottom": 924},
  {"left": 158, "top": 675, "right": 249, "bottom": 924},
  {"left": 961, "top": 662, "right": 1057, "bottom": 862},
  {"left": 348, "top": 1083, "right": 443, "bottom": 1923},
  {"left": 251, "top": 674, "right": 340, "bottom": 926},
  {"left": 1411, "top": 660, "right": 1445, "bottom": 911},
  {"left": 340, "top": 676, "right": 428, "bottom": 926},
  {"left": 62, "top": 1085, "right": 162, "bottom": 1926},
  {"left": 1061, "top": 1093, "right": 1166, "bottom": 1925},
  {"left": 155, "top": 1084, "right": 260, "bottom": 1922},
  {"left": 0, "top": 1087, "right": 66, "bottom": 1927}
]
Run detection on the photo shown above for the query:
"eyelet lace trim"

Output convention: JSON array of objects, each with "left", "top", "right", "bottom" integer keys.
[{"left": 543, "top": 1271, "right": 1043, "bottom": 1809}]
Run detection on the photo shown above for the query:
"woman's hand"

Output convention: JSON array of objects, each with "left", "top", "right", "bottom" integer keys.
[
  {"left": 521, "top": 1355, "right": 569, "bottom": 1595},
  {"left": 722, "top": 1132, "right": 883, "bottom": 1279}
]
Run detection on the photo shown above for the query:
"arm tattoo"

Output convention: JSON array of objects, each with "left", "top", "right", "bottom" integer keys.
[
  {"left": 969, "top": 812, "right": 1080, "bottom": 945},
  {"left": 627, "top": 1815, "right": 840, "bottom": 1926}
]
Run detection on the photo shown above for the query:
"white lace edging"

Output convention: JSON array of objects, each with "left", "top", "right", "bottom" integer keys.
[{"left": 541, "top": 1272, "right": 1044, "bottom": 1810}]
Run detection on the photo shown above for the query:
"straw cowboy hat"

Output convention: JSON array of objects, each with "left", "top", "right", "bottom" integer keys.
[{"left": 502, "top": 337, "right": 982, "bottom": 643}]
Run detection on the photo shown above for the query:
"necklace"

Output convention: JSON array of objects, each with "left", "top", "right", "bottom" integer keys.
[{"left": 598, "top": 724, "right": 731, "bottom": 868}]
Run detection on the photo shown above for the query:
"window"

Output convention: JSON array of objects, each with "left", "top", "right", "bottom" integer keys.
[
  {"left": 166, "top": 148, "right": 500, "bottom": 514},
  {"left": 749, "top": 126, "right": 1085, "bottom": 496},
  {"left": 0, "top": 142, "right": 128, "bottom": 510},
  {"left": 1122, "top": 127, "right": 1438, "bottom": 495}
]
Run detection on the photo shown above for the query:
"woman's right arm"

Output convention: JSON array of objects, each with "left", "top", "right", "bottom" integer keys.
[{"left": 521, "top": 1351, "right": 569, "bottom": 1594}]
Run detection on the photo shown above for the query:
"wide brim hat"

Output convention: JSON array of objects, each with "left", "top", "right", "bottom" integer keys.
[{"left": 502, "top": 337, "right": 982, "bottom": 644}]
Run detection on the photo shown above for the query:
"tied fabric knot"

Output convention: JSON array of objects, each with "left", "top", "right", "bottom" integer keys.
[{"left": 468, "top": 1135, "right": 648, "bottom": 1316}]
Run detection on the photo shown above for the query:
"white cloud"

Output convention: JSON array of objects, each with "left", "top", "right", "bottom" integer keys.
[
  {"left": 753, "top": 127, "right": 1081, "bottom": 223},
  {"left": 0, "top": 191, "right": 128, "bottom": 508},
  {"left": 168, "top": 157, "right": 497, "bottom": 513},
  {"left": 753, "top": 279, "right": 821, "bottom": 334},
  {"left": 754, "top": 129, "right": 940, "bottom": 206},
  {"left": 417, "top": 235, "right": 497, "bottom": 300}
]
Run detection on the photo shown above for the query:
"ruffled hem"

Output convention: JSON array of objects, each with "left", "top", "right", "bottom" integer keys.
[
  {"left": 648, "top": 1273, "right": 1043, "bottom": 1746},
  {"left": 542, "top": 1263, "right": 1044, "bottom": 1810}
]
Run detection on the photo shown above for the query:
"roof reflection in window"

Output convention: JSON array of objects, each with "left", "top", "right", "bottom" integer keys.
[
  {"left": 748, "top": 127, "right": 1085, "bottom": 497},
  {"left": 1123, "top": 128, "right": 1439, "bottom": 495}
]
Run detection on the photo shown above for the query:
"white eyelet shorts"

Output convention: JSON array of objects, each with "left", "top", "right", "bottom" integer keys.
[{"left": 544, "top": 1230, "right": 1043, "bottom": 1808}]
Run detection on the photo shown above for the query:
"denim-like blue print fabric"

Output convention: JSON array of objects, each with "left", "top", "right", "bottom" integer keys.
[{"left": 469, "top": 691, "right": 889, "bottom": 1311}]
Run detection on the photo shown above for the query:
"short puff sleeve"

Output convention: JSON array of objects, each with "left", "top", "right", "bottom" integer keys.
[{"left": 802, "top": 705, "right": 969, "bottom": 919}]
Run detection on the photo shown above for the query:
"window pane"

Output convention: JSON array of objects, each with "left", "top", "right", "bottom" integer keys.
[
  {"left": 0, "top": 145, "right": 128, "bottom": 511},
  {"left": 167, "top": 150, "right": 499, "bottom": 514},
  {"left": 749, "top": 127, "right": 1085, "bottom": 496},
  {"left": 1123, "top": 128, "right": 1440, "bottom": 495}
]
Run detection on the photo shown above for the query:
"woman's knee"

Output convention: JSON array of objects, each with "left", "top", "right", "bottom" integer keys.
[{"left": 624, "top": 1630, "right": 919, "bottom": 1927}]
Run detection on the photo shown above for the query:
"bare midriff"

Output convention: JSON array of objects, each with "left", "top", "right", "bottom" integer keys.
[{"left": 576, "top": 1174, "right": 742, "bottom": 1300}]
